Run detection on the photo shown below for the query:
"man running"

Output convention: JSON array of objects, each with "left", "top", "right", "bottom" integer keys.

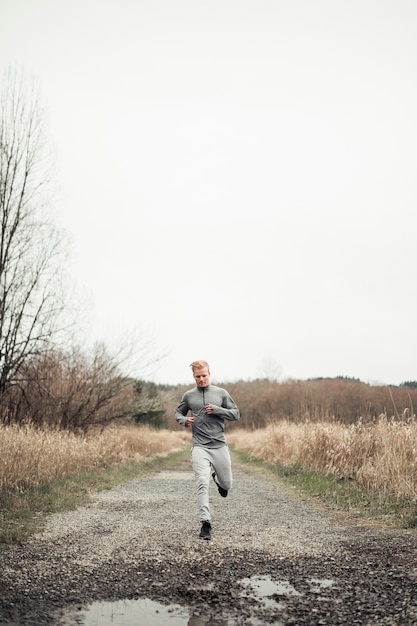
[{"left": 175, "top": 360, "right": 240, "bottom": 540}]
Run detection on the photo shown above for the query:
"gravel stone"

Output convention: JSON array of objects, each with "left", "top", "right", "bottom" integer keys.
[{"left": 0, "top": 456, "right": 417, "bottom": 624}]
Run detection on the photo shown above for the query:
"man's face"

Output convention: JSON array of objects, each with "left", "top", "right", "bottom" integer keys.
[{"left": 193, "top": 366, "right": 210, "bottom": 388}]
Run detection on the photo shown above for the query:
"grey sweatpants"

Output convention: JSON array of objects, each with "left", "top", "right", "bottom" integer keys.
[{"left": 191, "top": 444, "right": 233, "bottom": 523}]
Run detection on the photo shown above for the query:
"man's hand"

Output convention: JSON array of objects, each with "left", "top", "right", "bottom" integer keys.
[
  {"left": 205, "top": 404, "right": 213, "bottom": 414},
  {"left": 186, "top": 416, "right": 195, "bottom": 427}
]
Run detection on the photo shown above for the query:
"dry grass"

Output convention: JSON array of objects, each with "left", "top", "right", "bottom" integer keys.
[
  {"left": 228, "top": 416, "right": 417, "bottom": 499},
  {"left": 0, "top": 424, "right": 189, "bottom": 492},
  {"left": 4, "top": 416, "right": 417, "bottom": 502}
]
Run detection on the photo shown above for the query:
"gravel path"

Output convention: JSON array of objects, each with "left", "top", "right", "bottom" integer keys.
[{"left": 1, "top": 453, "right": 417, "bottom": 625}]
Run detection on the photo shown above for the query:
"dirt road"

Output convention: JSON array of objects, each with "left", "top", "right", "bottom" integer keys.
[{"left": 0, "top": 454, "right": 416, "bottom": 625}]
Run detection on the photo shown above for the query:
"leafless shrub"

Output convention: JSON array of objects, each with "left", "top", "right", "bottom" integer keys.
[{"left": 1, "top": 343, "right": 136, "bottom": 430}]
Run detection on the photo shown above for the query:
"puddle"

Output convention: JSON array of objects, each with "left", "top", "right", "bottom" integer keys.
[
  {"left": 60, "top": 598, "right": 231, "bottom": 626},
  {"left": 240, "top": 575, "right": 300, "bottom": 608},
  {"left": 59, "top": 575, "right": 337, "bottom": 625},
  {"left": 240, "top": 575, "right": 336, "bottom": 608},
  {"left": 309, "top": 578, "right": 336, "bottom": 591},
  {"left": 61, "top": 598, "right": 189, "bottom": 625}
]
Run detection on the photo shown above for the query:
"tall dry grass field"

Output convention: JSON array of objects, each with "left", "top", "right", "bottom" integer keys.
[
  {"left": 0, "top": 424, "right": 189, "bottom": 492},
  {"left": 228, "top": 417, "right": 417, "bottom": 499}
]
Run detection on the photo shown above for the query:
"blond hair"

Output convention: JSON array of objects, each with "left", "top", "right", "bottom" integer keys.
[{"left": 190, "top": 360, "right": 209, "bottom": 372}]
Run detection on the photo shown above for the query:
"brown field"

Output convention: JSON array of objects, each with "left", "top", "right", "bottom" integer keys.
[
  {"left": 2, "top": 417, "right": 417, "bottom": 500},
  {"left": 228, "top": 416, "right": 417, "bottom": 499},
  {"left": 0, "top": 424, "right": 189, "bottom": 492}
]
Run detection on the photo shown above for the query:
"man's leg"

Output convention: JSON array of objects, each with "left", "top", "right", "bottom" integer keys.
[
  {"left": 211, "top": 445, "right": 233, "bottom": 493},
  {"left": 191, "top": 446, "right": 212, "bottom": 522}
]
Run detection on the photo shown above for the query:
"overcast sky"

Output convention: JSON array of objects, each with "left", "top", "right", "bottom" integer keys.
[{"left": 1, "top": 0, "right": 416, "bottom": 385}]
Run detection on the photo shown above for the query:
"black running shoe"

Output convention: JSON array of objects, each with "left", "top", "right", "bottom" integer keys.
[
  {"left": 199, "top": 521, "right": 211, "bottom": 540},
  {"left": 212, "top": 472, "right": 228, "bottom": 498}
]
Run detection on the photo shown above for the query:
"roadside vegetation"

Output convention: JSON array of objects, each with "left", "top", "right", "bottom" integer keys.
[
  {"left": 0, "top": 424, "right": 188, "bottom": 492},
  {"left": 228, "top": 416, "right": 417, "bottom": 499}
]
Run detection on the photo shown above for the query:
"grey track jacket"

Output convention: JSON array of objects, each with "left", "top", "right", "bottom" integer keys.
[{"left": 175, "top": 384, "right": 240, "bottom": 448}]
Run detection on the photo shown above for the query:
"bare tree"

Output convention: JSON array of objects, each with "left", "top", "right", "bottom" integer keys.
[
  {"left": 0, "top": 68, "right": 66, "bottom": 412},
  {"left": 257, "top": 356, "right": 283, "bottom": 382},
  {"left": 12, "top": 344, "right": 136, "bottom": 431}
]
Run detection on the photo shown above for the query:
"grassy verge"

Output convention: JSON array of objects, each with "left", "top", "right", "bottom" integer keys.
[
  {"left": 0, "top": 447, "right": 190, "bottom": 547},
  {"left": 231, "top": 447, "right": 417, "bottom": 530}
]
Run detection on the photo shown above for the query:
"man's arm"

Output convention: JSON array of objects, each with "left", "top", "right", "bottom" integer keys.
[
  {"left": 206, "top": 390, "right": 240, "bottom": 421},
  {"left": 175, "top": 395, "right": 191, "bottom": 427}
]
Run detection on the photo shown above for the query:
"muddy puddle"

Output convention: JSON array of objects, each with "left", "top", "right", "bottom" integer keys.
[{"left": 60, "top": 575, "right": 336, "bottom": 625}]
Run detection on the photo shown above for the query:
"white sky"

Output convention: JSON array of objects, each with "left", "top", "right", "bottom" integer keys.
[{"left": 1, "top": 0, "right": 416, "bottom": 385}]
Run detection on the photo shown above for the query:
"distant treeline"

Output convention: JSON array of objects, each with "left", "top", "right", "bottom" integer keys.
[
  {"left": 2, "top": 354, "right": 416, "bottom": 432},
  {"left": 164, "top": 377, "right": 417, "bottom": 430}
]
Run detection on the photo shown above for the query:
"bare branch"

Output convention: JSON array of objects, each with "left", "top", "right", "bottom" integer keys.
[{"left": 0, "top": 67, "right": 67, "bottom": 400}]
